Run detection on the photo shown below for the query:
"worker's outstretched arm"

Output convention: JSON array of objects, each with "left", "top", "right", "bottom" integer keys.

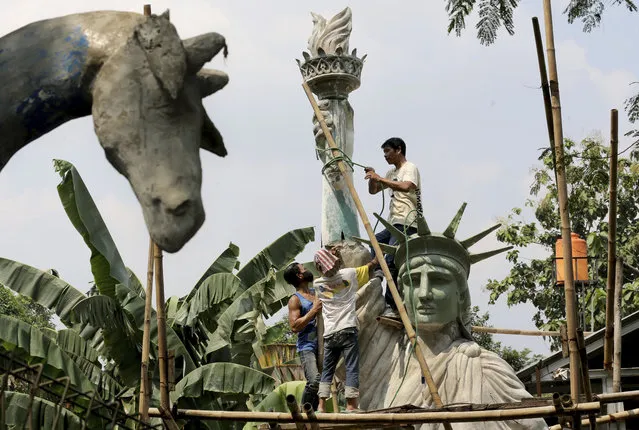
[
  {"left": 355, "top": 257, "right": 378, "bottom": 289},
  {"left": 288, "top": 294, "right": 322, "bottom": 333}
]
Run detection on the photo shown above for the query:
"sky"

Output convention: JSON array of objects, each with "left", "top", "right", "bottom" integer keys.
[{"left": 1, "top": 0, "right": 637, "bottom": 356}]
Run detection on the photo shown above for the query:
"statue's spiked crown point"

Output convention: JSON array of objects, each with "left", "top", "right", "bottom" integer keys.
[{"left": 353, "top": 203, "right": 512, "bottom": 278}]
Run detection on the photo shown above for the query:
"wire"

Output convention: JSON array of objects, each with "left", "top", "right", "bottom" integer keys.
[{"left": 316, "top": 146, "right": 386, "bottom": 233}]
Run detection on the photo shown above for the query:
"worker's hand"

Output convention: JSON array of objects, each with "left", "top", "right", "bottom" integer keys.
[
  {"left": 312, "top": 296, "right": 323, "bottom": 312},
  {"left": 370, "top": 256, "right": 378, "bottom": 266},
  {"left": 365, "top": 170, "right": 382, "bottom": 182},
  {"left": 364, "top": 167, "right": 375, "bottom": 173}
]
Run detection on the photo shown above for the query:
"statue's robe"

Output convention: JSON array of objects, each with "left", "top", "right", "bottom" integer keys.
[{"left": 335, "top": 279, "right": 549, "bottom": 430}]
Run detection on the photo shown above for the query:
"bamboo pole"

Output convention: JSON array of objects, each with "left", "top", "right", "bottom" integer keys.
[
  {"left": 596, "top": 390, "right": 639, "bottom": 403},
  {"left": 612, "top": 257, "right": 623, "bottom": 392},
  {"left": 542, "top": 0, "right": 581, "bottom": 402},
  {"left": 154, "top": 242, "right": 170, "bottom": 412},
  {"left": 471, "top": 326, "right": 592, "bottom": 337},
  {"left": 285, "top": 395, "right": 306, "bottom": 430},
  {"left": 330, "top": 380, "right": 339, "bottom": 413},
  {"left": 378, "top": 316, "right": 593, "bottom": 336},
  {"left": 303, "top": 403, "right": 320, "bottom": 430},
  {"left": 532, "top": 17, "right": 554, "bottom": 146},
  {"left": 138, "top": 4, "right": 154, "bottom": 422},
  {"left": 139, "top": 237, "right": 155, "bottom": 421},
  {"left": 576, "top": 328, "right": 597, "bottom": 428},
  {"left": 301, "top": 83, "right": 450, "bottom": 430},
  {"left": 148, "top": 402, "right": 601, "bottom": 424},
  {"left": 550, "top": 407, "right": 639, "bottom": 430},
  {"left": 604, "top": 109, "right": 619, "bottom": 370}
]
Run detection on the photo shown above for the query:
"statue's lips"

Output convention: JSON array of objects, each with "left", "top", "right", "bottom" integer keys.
[{"left": 416, "top": 305, "right": 437, "bottom": 314}]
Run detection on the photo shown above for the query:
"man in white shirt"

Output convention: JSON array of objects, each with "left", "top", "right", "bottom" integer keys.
[
  {"left": 313, "top": 247, "right": 376, "bottom": 413},
  {"left": 364, "top": 137, "right": 422, "bottom": 317}
]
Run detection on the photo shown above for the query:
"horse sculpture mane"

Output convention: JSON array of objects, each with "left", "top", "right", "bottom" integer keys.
[{"left": 0, "top": 10, "right": 230, "bottom": 252}]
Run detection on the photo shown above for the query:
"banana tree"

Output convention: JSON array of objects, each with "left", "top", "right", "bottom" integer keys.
[{"left": 0, "top": 159, "right": 317, "bottom": 428}]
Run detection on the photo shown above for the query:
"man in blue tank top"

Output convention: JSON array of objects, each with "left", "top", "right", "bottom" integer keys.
[{"left": 284, "top": 262, "right": 322, "bottom": 410}]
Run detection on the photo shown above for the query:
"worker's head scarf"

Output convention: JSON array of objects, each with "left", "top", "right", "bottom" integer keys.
[{"left": 314, "top": 248, "right": 339, "bottom": 276}]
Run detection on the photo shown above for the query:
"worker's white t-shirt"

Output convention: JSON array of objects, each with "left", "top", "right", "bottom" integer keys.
[
  {"left": 384, "top": 161, "right": 422, "bottom": 227},
  {"left": 314, "top": 266, "right": 370, "bottom": 338}
]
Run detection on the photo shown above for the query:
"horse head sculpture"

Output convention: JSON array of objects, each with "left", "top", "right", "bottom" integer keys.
[{"left": 0, "top": 10, "right": 230, "bottom": 252}]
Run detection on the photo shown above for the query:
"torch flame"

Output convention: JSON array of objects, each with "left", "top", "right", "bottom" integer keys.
[{"left": 307, "top": 7, "right": 352, "bottom": 57}]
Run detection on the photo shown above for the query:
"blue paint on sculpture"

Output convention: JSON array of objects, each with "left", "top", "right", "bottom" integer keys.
[{"left": 14, "top": 26, "right": 88, "bottom": 135}]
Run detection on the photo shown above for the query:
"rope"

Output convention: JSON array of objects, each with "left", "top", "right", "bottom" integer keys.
[
  {"left": 315, "top": 146, "right": 385, "bottom": 232},
  {"left": 316, "top": 147, "right": 368, "bottom": 174}
]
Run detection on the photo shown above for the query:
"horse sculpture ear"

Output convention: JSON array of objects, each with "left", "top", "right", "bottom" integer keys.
[
  {"left": 134, "top": 10, "right": 186, "bottom": 100},
  {"left": 201, "top": 110, "right": 227, "bottom": 157},
  {"left": 197, "top": 69, "right": 229, "bottom": 97},
  {"left": 182, "top": 33, "right": 228, "bottom": 73}
]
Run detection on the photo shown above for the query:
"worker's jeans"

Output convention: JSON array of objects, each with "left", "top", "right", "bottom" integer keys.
[
  {"left": 318, "top": 327, "right": 359, "bottom": 399},
  {"left": 371, "top": 224, "right": 417, "bottom": 310},
  {"left": 299, "top": 349, "right": 320, "bottom": 410}
]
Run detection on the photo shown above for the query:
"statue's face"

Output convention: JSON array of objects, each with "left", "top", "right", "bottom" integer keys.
[{"left": 400, "top": 255, "right": 466, "bottom": 328}]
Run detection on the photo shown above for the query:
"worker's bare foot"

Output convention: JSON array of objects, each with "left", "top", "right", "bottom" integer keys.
[{"left": 344, "top": 408, "right": 363, "bottom": 413}]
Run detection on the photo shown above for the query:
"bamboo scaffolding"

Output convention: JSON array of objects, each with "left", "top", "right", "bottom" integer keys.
[
  {"left": 576, "top": 328, "right": 597, "bottom": 428},
  {"left": 303, "top": 402, "right": 321, "bottom": 430},
  {"left": 138, "top": 4, "right": 154, "bottom": 422},
  {"left": 286, "top": 395, "right": 307, "bottom": 430},
  {"left": 549, "top": 407, "right": 639, "bottom": 430},
  {"left": 301, "top": 83, "right": 451, "bottom": 430},
  {"left": 377, "top": 316, "right": 593, "bottom": 337},
  {"left": 139, "top": 237, "right": 155, "bottom": 421},
  {"left": 543, "top": 0, "right": 582, "bottom": 402},
  {"left": 613, "top": 257, "right": 623, "bottom": 392},
  {"left": 154, "top": 242, "right": 170, "bottom": 412},
  {"left": 596, "top": 390, "right": 639, "bottom": 403},
  {"left": 148, "top": 402, "right": 601, "bottom": 425},
  {"left": 604, "top": 109, "right": 619, "bottom": 370}
]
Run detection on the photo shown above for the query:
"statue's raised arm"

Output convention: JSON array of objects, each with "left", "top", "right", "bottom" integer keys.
[{"left": 0, "top": 10, "right": 229, "bottom": 252}]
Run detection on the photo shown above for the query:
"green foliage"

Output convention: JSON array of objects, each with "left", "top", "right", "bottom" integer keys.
[
  {"left": 263, "top": 316, "right": 296, "bottom": 345},
  {"left": 485, "top": 136, "right": 639, "bottom": 350},
  {"left": 445, "top": 0, "right": 637, "bottom": 45},
  {"left": 0, "top": 159, "right": 317, "bottom": 429},
  {"left": 469, "top": 306, "right": 544, "bottom": 371},
  {"left": 444, "top": 0, "right": 639, "bottom": 143},
  {"left": 0, "top": 285, "right": 54, "bottom": 331}
]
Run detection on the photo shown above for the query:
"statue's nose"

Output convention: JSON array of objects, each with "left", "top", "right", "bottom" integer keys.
[
  {"left": 168, "top": 199, "right": 192, "bottom": 216},
  {"left": 419, "top": 275, "right": 434, "bottom": 300},
  {"left": 153, "top": 195, "right": 193, "bottom": 217}
]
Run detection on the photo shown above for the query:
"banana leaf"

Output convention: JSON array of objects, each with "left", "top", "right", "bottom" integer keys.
[
  {"left": 205, "top": 270, "right": 280, "bottom": 357},
  {"left": 173, "top": 273, "right": 242, "bottom": 331},
  {"left": 2, "top": 392, "right": 85, "bottom": 430},
  {"left": 0, "top": 258, "right": 85, "bottom": 327},
  {"left": 114, "top": 285, "right": 196, "bottom": 376},
  {"left": 236, "top": 227, "right": 315, "bottom": 290},
  {"left": 71, "top": 295, "right": 141, "bottom": 387},
  {"left": 171, "top": 362, "right": 275, "bottom": 405},
  {"left": 55, "top": 329, "right": 101, "bottom": 365},
  {"left": 0, "top": 315, "right": 96, "bottom": 395},
  {"left": 54, "top": 159, "right": 140, "bottom": 299},
  {"left": 185, "top": 242, "right": 241, "bottom": 302}
]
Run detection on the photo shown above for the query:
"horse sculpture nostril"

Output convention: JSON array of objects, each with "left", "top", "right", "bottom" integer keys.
[{"left": 168, "top": 199, "right": 191, "bottom": 217}]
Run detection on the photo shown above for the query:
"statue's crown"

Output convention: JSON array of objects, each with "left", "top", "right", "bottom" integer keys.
[{"left": 354, "top": 203, "right": 513, "bottom": 278}]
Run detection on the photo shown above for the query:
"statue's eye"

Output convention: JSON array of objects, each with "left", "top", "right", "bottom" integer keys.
[{"left": 429, "top": 272, "right": 453, "bottom": 283}]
